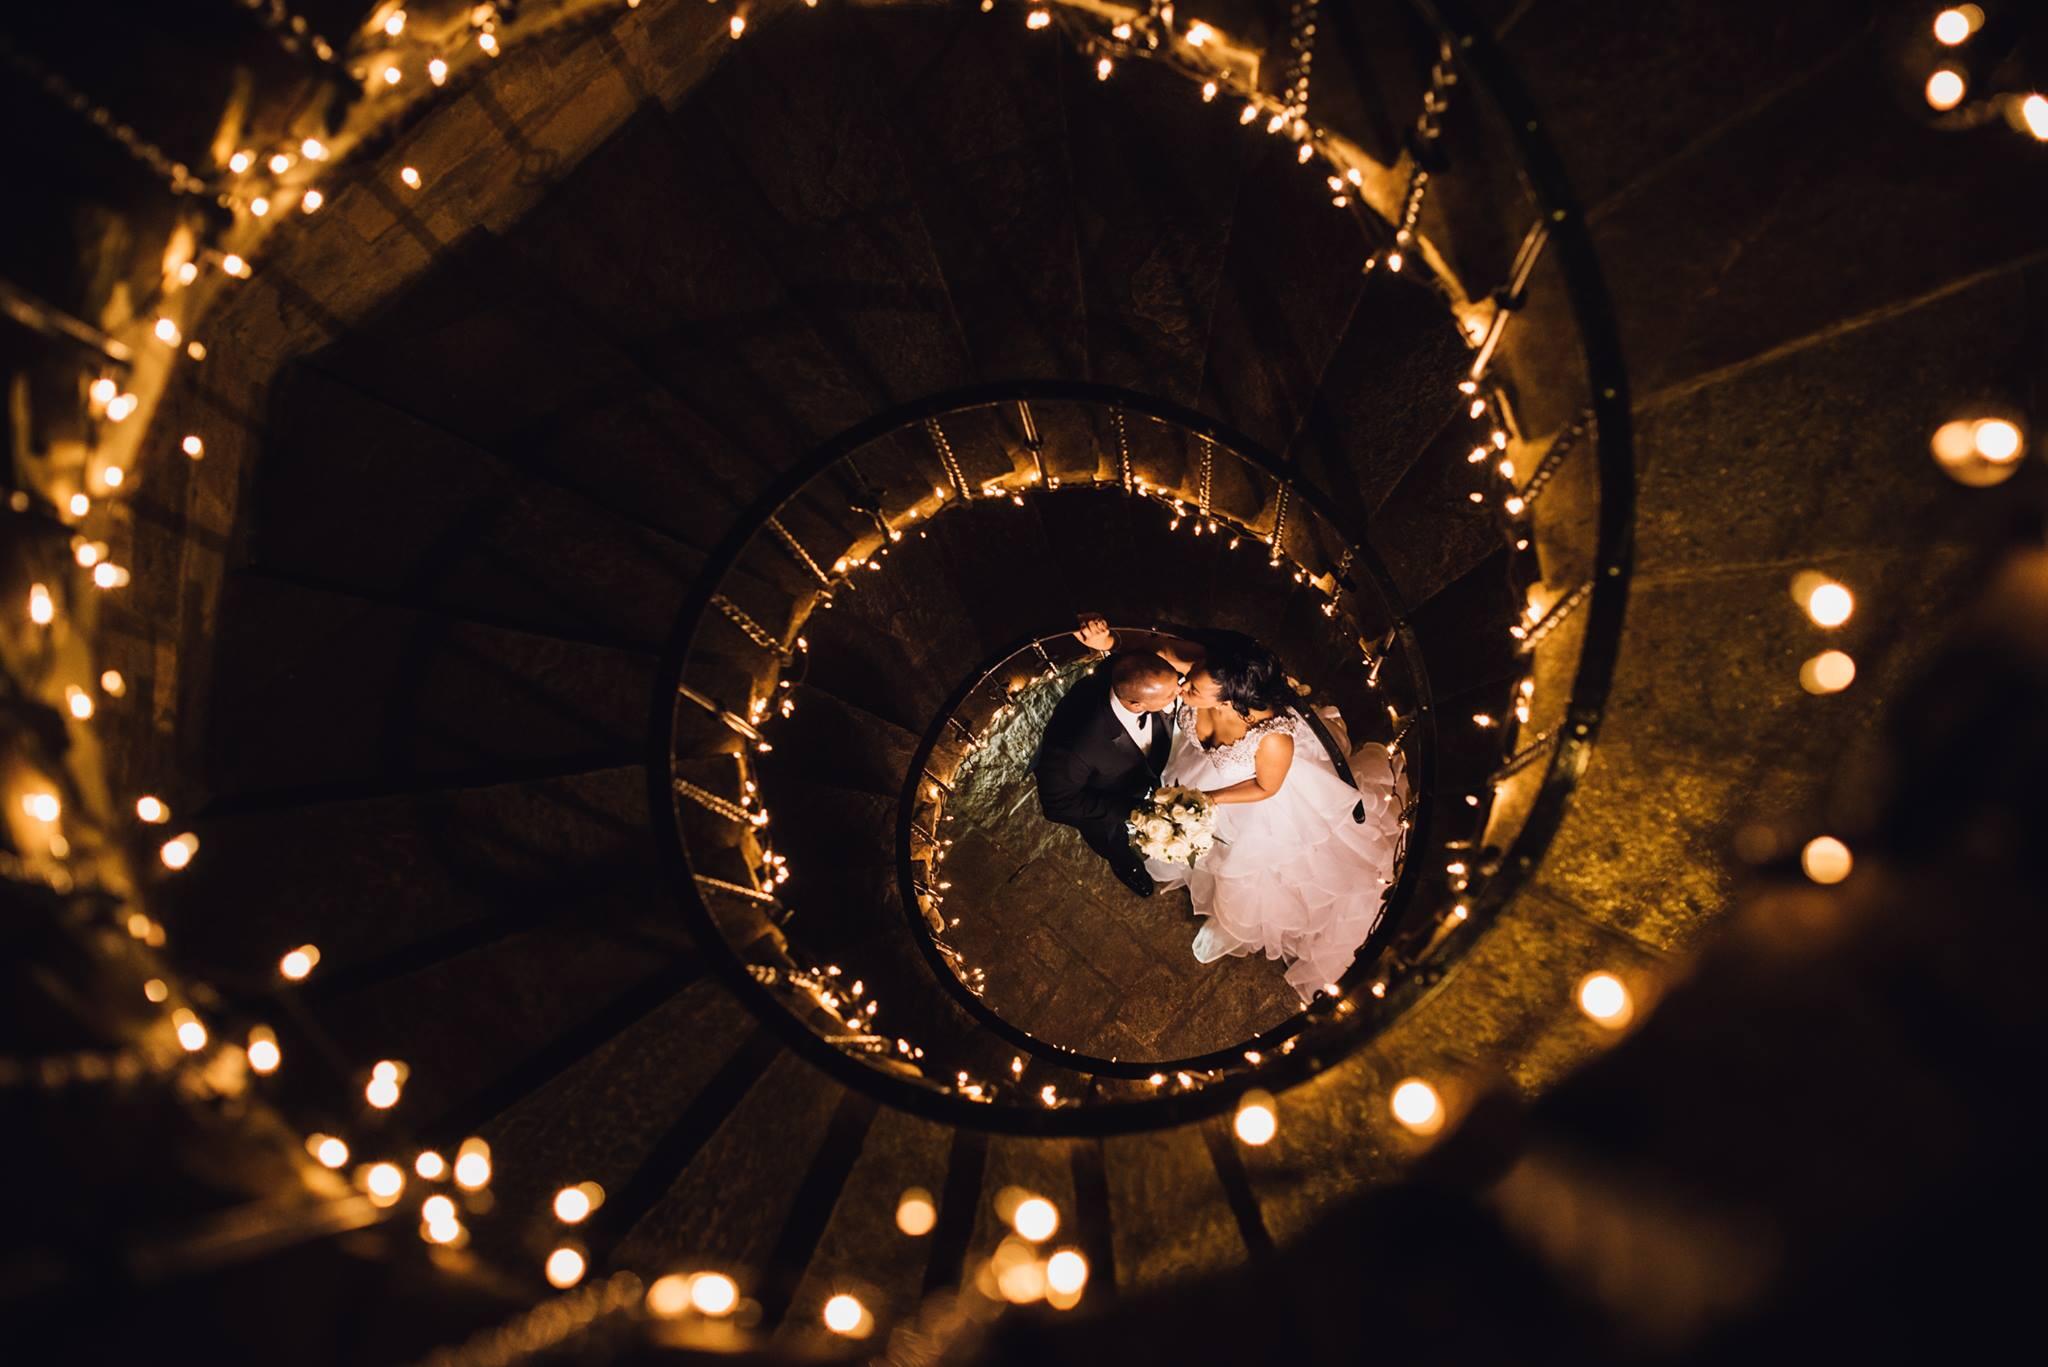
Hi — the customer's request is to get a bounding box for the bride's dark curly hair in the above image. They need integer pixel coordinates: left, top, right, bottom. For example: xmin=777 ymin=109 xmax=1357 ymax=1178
xmin=1206 ymin=640 xmax=1296 ymax=718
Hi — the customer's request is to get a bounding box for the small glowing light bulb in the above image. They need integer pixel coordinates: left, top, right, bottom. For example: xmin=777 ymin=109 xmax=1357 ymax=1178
xmin=554 ymin=1182 xmax=604 ymax=1223
xmin=415 ymin=1150 xmax=447 ymax=1180
xmin=1926 ymin=69 xmax=1966 ymax=110
xmin=1096 ymin=56 xmax=1113 ymax=81
xmin=101 ymin=669 xmax=125 ymax=695
xmin=1201 ymin=80 xmax=1218 ymax=102
xmin=279 ymin=944 xmax=321 ymax=980
xmin=105 ymin=393 xmax=138 ymax=422
xmin=301 ymin=138 xmax=327 ymax=162
xmin=1026 ymin=8 xmax=1051 ymax=30
xmin=250 ymin=197 xmax=270 ymax=218
xmin=896 ymin=1187 xmax=937 ymax=1235
xmin=1802 ymin=579 xmax=1854 ymax=628
xmin=366 ymin=1161 xmax=405 ymax=1204
xmin=1011 ymin=1197 xmax=1058 ymax=1242
xmin=160 ymin=832 xmax=199 ymax=869
xmin=1933 ymin=8 xmax=1971 ymax=44
xmin=421 ymin=1195 xmax=456 ymax=1224
xmin=1801 ymin=835 xmax=1853 ymax=884
xmin=478 ymin=31 xmax=498 ymax=54
xmin=1391 ymin=1078 xmax=1444 ymax=1133
xmin=400 ymin=165 xmax=422 ymax=189
xmin=690 ymin=1272 xmax=739 ymax=1316
xmin=1799 ymin=650 xmax=1856 ymax=694
xmin=384 ymin=10 xmax=407 ymax=38
xmin=66 ymin=686 xmax=94 ymax=719
xmin=545 ymin=1247 xmax=586 ymax=1288
xmin=268 ymin=152 xmax=292 ymax=175
xmin=154 ymin=317 xmax=181 ymax=344
xmin=1576 ymin=972 xmax=1632 ymax=1027
xmin=182 ymin=434 xmax=204 ymax=458
xmin=646 ymin=1275 xmax=691 ymax=1317
xmin=383 ymin=65 xmax=402 ymax=85
xmin=2023 ymin=94 xmax=2048 ymax=141
xmin=29 ymin=584 xmax=54 ymax=625
xmin=172 ymin=1009 xmax=207 ymax=1051
xmin=300 ymin=189 xmax=324 ymax=214
xmin=729 ymin=13 xmax=746 ymax=38
xmin=228 ymin=150 xmax=253 ymax=174
xmin=1234 ymin=1092 xmax=1278 ymax=1145
xmin=823 ymin=1294 xmax=866 ymax=1335
xmin=311 ymin=1134 xmax=349 ymax=1168
xmin=453 ymin=1138 xmax=492 ymax=1190
xmin=429 ymin=58 xmax=448 ymax=84
xmin=222 ymin=253 xmax=250 ymax=278
xmin=1971 ymin=418 xmax=2023 ymax=462
xmin=1187 ymin=21 xmax=1214 ymax=47
xmin=23 ymin=792 xmax=61 ymax=822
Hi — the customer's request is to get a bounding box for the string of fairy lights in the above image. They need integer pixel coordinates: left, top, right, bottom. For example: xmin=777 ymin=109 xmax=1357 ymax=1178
xmin=7 ymin=0 xmax=2033 ymax=1349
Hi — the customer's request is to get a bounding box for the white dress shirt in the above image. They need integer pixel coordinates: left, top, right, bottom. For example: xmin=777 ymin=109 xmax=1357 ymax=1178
xmin=1107 ymin=690 xmax=1152 ymax=750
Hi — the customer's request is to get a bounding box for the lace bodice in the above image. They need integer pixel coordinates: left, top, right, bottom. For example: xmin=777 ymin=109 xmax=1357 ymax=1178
xmin=1173 ymin=705 xmax=1311 ymax=768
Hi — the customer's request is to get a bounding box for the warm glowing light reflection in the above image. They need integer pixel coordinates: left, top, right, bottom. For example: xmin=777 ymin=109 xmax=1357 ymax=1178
xmin=310 ymin=1134 xmax=349 ymax=1168
xmin=280 ymin=944 xmax=321 ymax=980
xmin=172 ymin=1008 xmax=207 ymax=1051
xmin=453 ymin=1138 xmax=492 ymax=1190
xmin=545 ymin=1246 xmax=586 ymax=1288
xmin=2023 ymin=94 xmax=2048 ymax=141
xmin=366 ymin=1162 xmax=405 ymax=1205
xmin=1926 ymin=69 xmax=1965 ymax=111
xmin=896 ymin=1188 xmax=937 ymax=1236
xmin=1011 ymin=1196 xmax=1059 ymax=1242
xmin=554 ymin=1181 xmax=604 ymax=1223
xmin=1234 ymin=1091 xmax=1278 ymax=1145
xmin=823 ymin=1293 xmax=868 ymax=1335
xmin=1046 ymin=1248 xmax=1089 ymax=1297
xmin=1799 ymin=650 xmax=1857 ymax=695
xmin=1793 ymin=573 xmax=1854 ymax=628
xmin=1390 ymin=1078 xmax=1444 ymax=1134
xmin=647 ymin=1274 xmax=691 ymax=1317
xmin=1576 ymin=972 xmax=1633 ymax=1027
xmin=1971 ymin=418 xmax=2023 ymax=462
xmin=690 ymin=1272 xmax=739 ymax=1316
xmin=415 ymin=1150 xmax=447 ymax=1181
xmin=247 ymin=1027 xmax=282 ymax=1074
xmin=160 ymin=832 xmax=199 ymax=869
xmin=1802 ymin=835 xmax=1853 ymax=884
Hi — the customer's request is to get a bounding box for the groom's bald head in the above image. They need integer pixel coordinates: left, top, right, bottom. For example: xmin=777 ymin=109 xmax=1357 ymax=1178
xmin=1110 ymin=652 xmax=1180 ymax=711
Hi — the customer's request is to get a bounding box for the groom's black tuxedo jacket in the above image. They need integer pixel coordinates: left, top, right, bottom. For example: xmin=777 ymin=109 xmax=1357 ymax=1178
xmin=1032 ymin=664 xmax=1174 ymax=856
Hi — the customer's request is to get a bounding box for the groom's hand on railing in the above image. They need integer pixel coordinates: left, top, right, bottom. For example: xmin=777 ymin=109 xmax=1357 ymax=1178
xmin=1074 ymin=613 xmax=1116 ymax=653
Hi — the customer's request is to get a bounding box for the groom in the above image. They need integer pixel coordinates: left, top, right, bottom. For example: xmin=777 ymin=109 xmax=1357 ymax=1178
xmin=1032 ymin=647 xmax=1183 ymax=899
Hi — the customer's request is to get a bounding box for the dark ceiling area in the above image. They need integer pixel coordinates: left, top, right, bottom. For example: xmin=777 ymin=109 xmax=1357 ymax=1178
xmin=4 ymin=1 xmax=2046 ymax=1364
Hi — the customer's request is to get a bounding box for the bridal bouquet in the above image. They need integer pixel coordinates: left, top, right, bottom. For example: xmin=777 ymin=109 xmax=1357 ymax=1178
xmin=1127 ymin=786 xmax=1219 ymax=866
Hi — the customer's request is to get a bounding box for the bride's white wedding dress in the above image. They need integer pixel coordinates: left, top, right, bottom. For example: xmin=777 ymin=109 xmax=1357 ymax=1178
xmin=1146 ymin=705 xmax=1407 ymax=1004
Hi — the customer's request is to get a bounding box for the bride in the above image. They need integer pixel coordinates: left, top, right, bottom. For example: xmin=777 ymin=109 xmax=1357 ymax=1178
xmin=1146 ymin=638 xmax=1407 ymax=1005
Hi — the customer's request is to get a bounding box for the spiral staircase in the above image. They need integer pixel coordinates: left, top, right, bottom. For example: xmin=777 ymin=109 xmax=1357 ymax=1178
xmin=7 ymin=0 xmax=2041 ymax=1362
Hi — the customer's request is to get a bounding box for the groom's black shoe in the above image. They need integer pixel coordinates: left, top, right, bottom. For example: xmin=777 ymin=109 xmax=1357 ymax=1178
xmin=1111 ymin=857 xmax=1156 ymax=898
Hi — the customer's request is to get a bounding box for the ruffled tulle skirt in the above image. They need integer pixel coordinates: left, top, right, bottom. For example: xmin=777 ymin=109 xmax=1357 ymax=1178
xmin=1148 ymin=716 xmax=1405 ymax=1004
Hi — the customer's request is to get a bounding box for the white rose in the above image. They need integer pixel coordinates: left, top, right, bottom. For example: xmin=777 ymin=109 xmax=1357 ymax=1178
xmin=1163 ymin=838 xmax=1190 ymax=861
